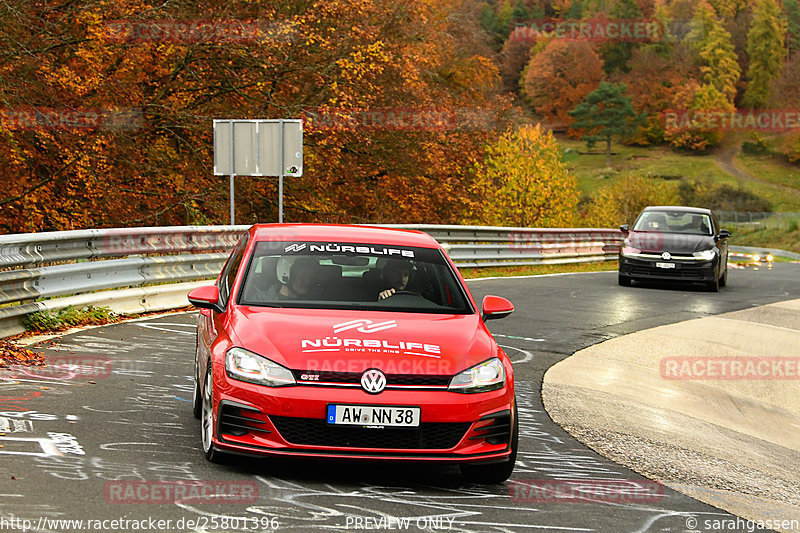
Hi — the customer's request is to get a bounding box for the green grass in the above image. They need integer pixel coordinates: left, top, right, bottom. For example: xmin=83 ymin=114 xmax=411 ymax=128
xmin=729 ymin=227 xmax=800 ymax=254
xmin=733 ymin=154 xmax=800 ymax=212
xmin=559 ymin=138 xmax=731 ymax=198
xmin=461 ymin=260 xmax=616 ymax=279
xmin=23 ymin=306 xmax=120 ymax=333
xmin=558 ymin=137 xmax=800 ymax=212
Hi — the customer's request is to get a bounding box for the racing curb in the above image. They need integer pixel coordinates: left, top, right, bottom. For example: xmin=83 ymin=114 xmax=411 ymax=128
xmin=542 ymin=299 xmax=800 ymax=532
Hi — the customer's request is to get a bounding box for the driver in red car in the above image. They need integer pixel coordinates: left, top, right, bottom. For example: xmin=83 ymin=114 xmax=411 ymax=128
xmin=378 ymin=259 xmax=412 ymax=300
xmin=267 ymin=257 xmax=317 ymax=300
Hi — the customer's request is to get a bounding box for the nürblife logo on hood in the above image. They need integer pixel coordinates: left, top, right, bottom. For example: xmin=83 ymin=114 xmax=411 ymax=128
xmin=300 ymin=319 xmax=441 ymax=358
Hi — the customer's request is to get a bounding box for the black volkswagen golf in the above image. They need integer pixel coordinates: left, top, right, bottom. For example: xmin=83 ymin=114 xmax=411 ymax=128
xmin=618 ymin=206 xmax=731 ymax=291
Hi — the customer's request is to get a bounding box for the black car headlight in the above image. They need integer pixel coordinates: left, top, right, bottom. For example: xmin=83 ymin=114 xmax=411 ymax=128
xmin=225 ymin=347 xmax=296 ymax=387
xmin=692 ymin=250 xmax=716 ymax=261
xmin=448 ymin=358 xmax=505 ymax=393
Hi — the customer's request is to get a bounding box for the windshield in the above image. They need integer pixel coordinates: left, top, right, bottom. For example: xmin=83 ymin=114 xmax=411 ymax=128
xmin=632 ymin=211 xmax=713 ymax=236
xmin=237 ymin=241 xmax=473 ymax=314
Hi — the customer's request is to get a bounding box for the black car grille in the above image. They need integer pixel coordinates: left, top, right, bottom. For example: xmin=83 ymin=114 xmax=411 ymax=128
xmin=270 ymin=416 xmax=470 ymax=449
xmin=293 ymin=371 xmax=451 ymax=387
xmin=219 ymin=403 xmax=271 ymax=437
xmin=629 ymin=266 xmax=706 ymax=278
xmin=468 ymin=410 xmax=512 ymax=445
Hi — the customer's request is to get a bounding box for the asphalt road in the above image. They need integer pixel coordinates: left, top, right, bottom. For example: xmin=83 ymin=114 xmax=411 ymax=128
xmin=1 ymin=262 xmax=798 ymax=533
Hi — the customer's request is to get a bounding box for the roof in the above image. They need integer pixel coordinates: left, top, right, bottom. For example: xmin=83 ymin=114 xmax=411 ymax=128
xmin=248 ymin=224 xmax=440 ymax=248
xmin=642 ymin=206 xmax=714 ymax=215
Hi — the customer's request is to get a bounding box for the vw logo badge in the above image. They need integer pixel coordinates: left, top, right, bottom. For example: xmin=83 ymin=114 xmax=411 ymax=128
xmin=661 ymin=252 xmax=671 ymax=260
xmin=360 ymin=369 xmax=387 ymax=394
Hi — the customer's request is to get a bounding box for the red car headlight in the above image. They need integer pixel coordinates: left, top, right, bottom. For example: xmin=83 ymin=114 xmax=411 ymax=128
xmin=225 ymin=347 xmax=296 ymax=387
xmin=448 ymin=358 xmax=505 ymax=393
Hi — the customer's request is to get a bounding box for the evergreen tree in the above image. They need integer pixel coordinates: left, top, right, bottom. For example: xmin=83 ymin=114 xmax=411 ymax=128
xmin=600 ymin=0 xmax=643 ymax=74
xmin=785 ymin=0 xmax=800 ymax=55
xmin=568 ymin=82 xmax=640 ymax=167
xmin=743 ymin=0 xmax=785 ymax=108
xmin=686 ymin=3 xmax=741 ymax=104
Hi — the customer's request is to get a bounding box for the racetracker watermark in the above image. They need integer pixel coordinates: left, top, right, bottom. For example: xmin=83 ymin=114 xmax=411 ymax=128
xmin=664 ymin=109 xmax=800 ymax=133
xmin=303 ymin=358 xmax=453 ymax=375
xmin=302 ymin=108 xmax=495 ymax=132
xmin=104 ymin=480 xmax=258 ymax=504
xmin=509 ymin=231 xmax=623 ymax=252
xmin=661 ymin=356 xmax=800 ymax=380
xmin=509 ymin=479 xmax=664 ymax=503
xmin=0 ymin=108 xmax=142 ymax=131
xmin=508 ymin=19 xmax=693 ymax=43
xmin=4 ymin=356 xmax=112 ymax=381
xmin=103 ymin=19 xmax=294 ymax=44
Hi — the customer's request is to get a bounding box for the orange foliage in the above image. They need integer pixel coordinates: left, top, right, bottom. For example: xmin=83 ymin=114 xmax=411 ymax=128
xmin=0 ymin=0 xmax=511 ymax=232
xmin=521 ymin=40 xmax=604 ymax=127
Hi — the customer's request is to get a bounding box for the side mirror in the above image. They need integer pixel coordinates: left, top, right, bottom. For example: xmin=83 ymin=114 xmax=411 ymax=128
xmin=482 ymin=295 xmax=514 ymax=322
xmin=717 ymin=229 xmax=731 ymax=240
xmin=188 ymin=285 xmax=223 ymax=313
xmin=619 ymin=224 xmax=630 ymax=234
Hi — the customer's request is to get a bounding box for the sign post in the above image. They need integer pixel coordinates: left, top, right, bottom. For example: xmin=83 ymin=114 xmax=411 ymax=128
xmin=213 ymin=119 xmax=303 ymax=223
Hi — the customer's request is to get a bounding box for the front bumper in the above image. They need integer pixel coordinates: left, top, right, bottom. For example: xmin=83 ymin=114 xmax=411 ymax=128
xmin=619 ymin=255 xmax=718 ymax=282
xmin=211 ymin=374 xmax=516 ymax=463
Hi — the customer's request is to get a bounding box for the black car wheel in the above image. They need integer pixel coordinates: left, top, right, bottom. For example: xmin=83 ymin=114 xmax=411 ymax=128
xmin=707 ymin=273 xmax=720 ymax=292
xmin=460 ymin=405 xmax=518 ymax=484
xmin=719 ymin=267 xmax=728 ymax=287
xmin=192 ymin=341 xmax=202 ymax=420
xmin=201 ymin=363 xmax=223 ymax=462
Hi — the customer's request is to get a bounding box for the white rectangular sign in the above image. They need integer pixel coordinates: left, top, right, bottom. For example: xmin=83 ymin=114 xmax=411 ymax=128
xmin=213 ymin=119 xmax=302 ymax=177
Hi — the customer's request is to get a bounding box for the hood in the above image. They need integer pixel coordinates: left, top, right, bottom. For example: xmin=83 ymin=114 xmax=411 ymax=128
xmin=229 ymin=307 xmax=494 ymax=376
xmin=627 ymin=231 xmax=716 ymax=255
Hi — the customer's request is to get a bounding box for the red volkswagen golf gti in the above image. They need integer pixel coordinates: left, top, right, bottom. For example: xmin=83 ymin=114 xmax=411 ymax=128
xmin=188 ymin=224 xmax=517 ymax=483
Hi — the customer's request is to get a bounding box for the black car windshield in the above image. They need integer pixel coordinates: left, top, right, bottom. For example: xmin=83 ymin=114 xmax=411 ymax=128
xmin=237 ymin=241 xmax=473 ymax=314
xmin=632 ymin=211 xmax=713 ymax=236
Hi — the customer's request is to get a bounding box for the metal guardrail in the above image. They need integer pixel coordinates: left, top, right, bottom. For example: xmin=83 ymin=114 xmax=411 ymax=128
xmin=0 ymin=223 xmax=704 ymax=339
xmin=718 ymin=211 xmax=800 ymax=231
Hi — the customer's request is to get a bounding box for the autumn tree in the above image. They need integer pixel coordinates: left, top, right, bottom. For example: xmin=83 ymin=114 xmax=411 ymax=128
xmin=568 ymin=82 xmax=639 ymax=166
xmin=522 ymin=39 xmax=604 ymax=126
xmin=0 ymin=0 xmax=510 ymax=232
xmin=742 ymin=0 xmax=785 ymax=108
xmin=686 ymin=1 xmax=741 ymax=104
xmin=618 ymin=46 xmax=695 ymax=145
xmin=468 ymin=124 xmax=579 ymax=227
xmin=583 ymin=174 xmax=679 ymax=227
xmin=664 ymin=81 xmax=734 ymax=151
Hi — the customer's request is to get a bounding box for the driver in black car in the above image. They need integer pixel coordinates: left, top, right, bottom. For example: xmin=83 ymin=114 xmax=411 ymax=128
xmin=378 ymin=259 xmax=413 ymax=300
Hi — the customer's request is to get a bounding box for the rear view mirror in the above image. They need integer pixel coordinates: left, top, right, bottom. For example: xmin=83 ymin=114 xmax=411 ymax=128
xmin=717 ymin=229 xmax=732 ymax=239
xmin=482 ymin=295 xmax=514 ymax=321
xmin=188 ymin=285 xmax=223 ymax=313
xmin=619 ymin=224 xmax=630 ymax=234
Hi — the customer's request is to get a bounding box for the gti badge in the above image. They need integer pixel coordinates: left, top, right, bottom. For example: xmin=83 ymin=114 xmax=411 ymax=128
xmin=361 ymin=369 xmax=387 ymax=394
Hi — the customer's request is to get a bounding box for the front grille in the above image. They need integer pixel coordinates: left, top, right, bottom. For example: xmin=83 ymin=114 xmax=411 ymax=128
xmin=219 ymin=403 xmax=271 ymax=437
xmin=468 ymin=411 xmax=511 ymax=445
xmin=293 ymin=370 xmax=451 ymax=387
xmin=630 ymin=266 xmax=705 ymax=278
xmin=270 ymin=416 xmax=469 ymax=449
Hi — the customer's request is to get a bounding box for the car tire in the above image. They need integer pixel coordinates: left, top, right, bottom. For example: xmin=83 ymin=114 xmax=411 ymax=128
xmin=192 ymin=342 xmax=202 ymax=420
xmin=707 ymin=274 xmax=720 ymax=292
xmin=618 ymin=274 xmax=632 ymax=287
xmin=719 ymin=267 xmax=727 ymax=288
xmin=201 ymin=362 xmax=223 ymax=463
xmin=460 ymin=405 xmax=518 ymax=484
